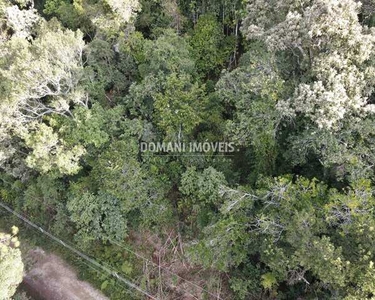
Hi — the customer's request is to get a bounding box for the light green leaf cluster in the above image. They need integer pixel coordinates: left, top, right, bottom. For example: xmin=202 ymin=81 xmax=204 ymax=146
xmin=179 ymin=166 xmax=226 ymax=230
xmin=127 ymin=30 xmax=205 ymax=140
xmin=0 ymin=227 xmax=23 ymax=300
xmin=4 ymin=5 xmax=39 ymax=39
xmin=103 ymin=0 xmax=140 ymax=23
xmin=23 ymin=123 xmax=85 ymax=175
xmin=0 ymin=20 xmax=85 ymax=107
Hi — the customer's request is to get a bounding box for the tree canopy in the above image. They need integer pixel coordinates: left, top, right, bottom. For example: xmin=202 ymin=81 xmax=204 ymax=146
xmin=2 ymin=0 xmax=375 ymax=299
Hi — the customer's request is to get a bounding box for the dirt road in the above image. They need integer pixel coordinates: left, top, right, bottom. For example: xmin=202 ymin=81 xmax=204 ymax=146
xmin=22 ymin=248 xmax=109 ymax=300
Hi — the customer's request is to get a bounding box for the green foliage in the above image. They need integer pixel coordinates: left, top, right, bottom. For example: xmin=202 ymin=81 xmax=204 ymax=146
xmin=139 ymin=29 xmax=196 ymax=77
xmin=180 ymin=166 xmax=226 ymax=230
xmin=83 ymin=38 xmax=137 ymax=104
xmin=285 ymin=118 xmax=375 ymax=182
xmin=89 ymin=139 xmax=145 ymax=206
xmin=0 ymin=227 xmax=23 ymax=299
xmin=241 ymin=0 xmax=375 ymax=183
xmin=3 ymin=1 xmax=375 ymax=299
xmin=154 ymin=73 xmax=206 ymax=139
xmin=43 ymin=0 xmax=67 ymax=15
xmin=67 ymin=191 xmax=127 ymax=247
xmin=189 ymin=14 xmax=233 ymax=77
xmin=125 ymin=29 xmax=203 ymax=136
xmin=60 ymin=104 xmax=132 ymax=148
xmin=190 ymin=176 xmax=375 ymax=298
xmin=0 ymin=18 xmax=87 ymax=176
xmin=180 ymin=166 xmax=226 ymax=205
xmin=261 ymin=272 xmax=277 ymax=289
xmin=216 ymin=44 xmax=284 ymax=177
xmin=23 ymin=175 xmax=64 ymax=224
xmin=43 ymin=0 xmax=139 ymax=38
xmin=24 ymin=123 xmax=86 ymax=175
xmin=135 ymin=0 xmax=185 ymax=36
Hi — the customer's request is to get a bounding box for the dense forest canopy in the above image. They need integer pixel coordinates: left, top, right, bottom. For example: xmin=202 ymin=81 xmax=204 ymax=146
xmin=2 ymin=0 xmax=375 ymax=299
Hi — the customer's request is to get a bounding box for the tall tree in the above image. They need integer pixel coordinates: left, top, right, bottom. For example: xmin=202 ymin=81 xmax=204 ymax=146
xmin=243 ymin=0 xmax=375 ymax=129
xmin=243 ymin=0 xmax=375 ymax=181
xmin=0 ymin=16 xmax=87 ymax=176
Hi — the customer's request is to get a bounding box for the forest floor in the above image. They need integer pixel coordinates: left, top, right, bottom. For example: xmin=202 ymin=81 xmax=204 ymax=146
xmin=22 ymin=248 xmax=108 ymax=300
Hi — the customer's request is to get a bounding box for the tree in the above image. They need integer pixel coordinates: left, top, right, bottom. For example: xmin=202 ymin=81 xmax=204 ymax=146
xmin=283 ymin=118 xmax=375 ymax=182
xmin=3 ymin=4 xmax=39 ymax=39
xmin=23 ymin=175 xmax=65 ymax=224
xmin=189 ymin=14 xmax=233 ymax=77
xmin=83 ymin=38 xmax=137 ymax=104
xmin=154 ymin=73 xmax=206 ymax=139
xmin=243 ymin=0 xmax=375 ymax=130
xmin=0 ymin=226 xmax=23 ymax=300
xmin=242 ymin=0 xmax=375 ymax=181
xmin=179 ymin=166 xmax=226 ymax=230
xmin=0 ymin=18 xmax=87 ymax=176
xmin=89 ymin=139 xmax=146 ymax=207
xmin=43 ymin=0 xmax=140 ymax=38
xmin=23 ymin=123 xmax=85 ymax=175
xmin=104 ymin=0 xmax=140 ymax=23
xmin=126 ymin=29 xmax=197 ymax=120
xmin=0 ymin=19 xmax=86 ymax=112
xmin=139 ymin=29 xmax=196 ymax=77
xmin=67 ymin=191 xmax=127 ymax=247
xmin=216 ymin=44 xmax=284 ymax=177
xmin=190 ymin=176 xmax=375 ymax=299
xmin=125 ymin=29 xmax=205 ymax=140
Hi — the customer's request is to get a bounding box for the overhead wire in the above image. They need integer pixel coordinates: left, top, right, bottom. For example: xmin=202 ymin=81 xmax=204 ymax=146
xmin=0 ymin=201 xmax=158 ymax=300
xmin=1 ymin=197 xmax=223 ymax=299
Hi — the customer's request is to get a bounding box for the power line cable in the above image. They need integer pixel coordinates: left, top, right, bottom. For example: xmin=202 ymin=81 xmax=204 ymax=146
xmin=0 ymin=201 xmax=157 ymax=300
xmin=1 ymin=197 xmax=223 ymax=299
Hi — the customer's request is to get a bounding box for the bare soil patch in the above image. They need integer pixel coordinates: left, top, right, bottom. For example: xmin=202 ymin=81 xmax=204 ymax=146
xmin=22 ymin=248 xmax=109 ymax=300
